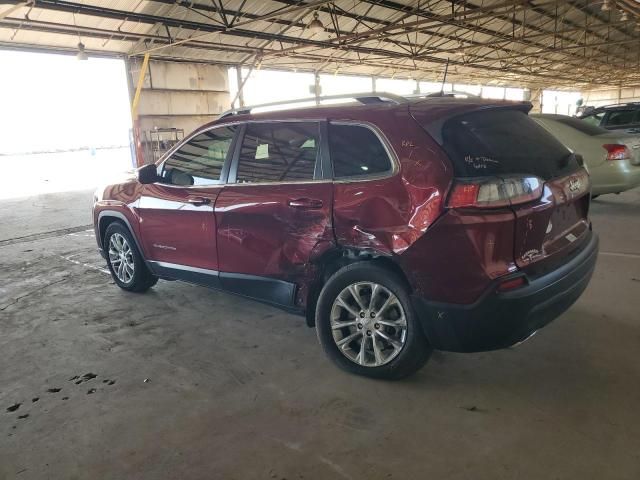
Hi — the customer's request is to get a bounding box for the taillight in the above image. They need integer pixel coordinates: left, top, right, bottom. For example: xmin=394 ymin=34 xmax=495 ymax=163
xmin=603 ymin=144 xmax=631 ymax=161
xmin=446 ymin=176 xmax=544 ymax=209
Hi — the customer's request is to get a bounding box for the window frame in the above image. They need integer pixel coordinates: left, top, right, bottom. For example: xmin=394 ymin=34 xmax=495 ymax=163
xmin=228 ymin=120 xmax=331 ymax=185
xmin=327 ymin=121 xmax=399 ymax=183
xmin=155 ymin=123 xmax=240 ymax=188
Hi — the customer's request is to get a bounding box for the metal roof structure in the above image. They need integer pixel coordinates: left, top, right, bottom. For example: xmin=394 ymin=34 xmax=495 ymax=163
xmin=1 ymin=0 xmax=640 ymax=89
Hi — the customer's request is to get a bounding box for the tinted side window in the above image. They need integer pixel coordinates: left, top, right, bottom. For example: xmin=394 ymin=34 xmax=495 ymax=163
xmin=329 ymin=124 xmax=392 ymax=178
xmin=236 ymin=122 xmax=319 ymax=183
xmin=162 ymin=126 xmax=236 ymax=186
xmin=606 ymin=109 xmax=637 ymax=126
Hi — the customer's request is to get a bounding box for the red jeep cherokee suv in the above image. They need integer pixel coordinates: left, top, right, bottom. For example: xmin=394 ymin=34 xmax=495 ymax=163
xmin=93 ymin=95 xmax=598 ymax=379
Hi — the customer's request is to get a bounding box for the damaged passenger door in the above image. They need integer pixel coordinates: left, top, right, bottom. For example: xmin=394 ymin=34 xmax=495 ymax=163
xmin=215 ymin=121 xmax=334 ymax=307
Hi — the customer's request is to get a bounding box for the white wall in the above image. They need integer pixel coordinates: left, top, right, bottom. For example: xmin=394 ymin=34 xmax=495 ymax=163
xmin=580 ymin=87 xmax=640 ymax=108
xmin=133 ymin=60 xmax=230 ymax=135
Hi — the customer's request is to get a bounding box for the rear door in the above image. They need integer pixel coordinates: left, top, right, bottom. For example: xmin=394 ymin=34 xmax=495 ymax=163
xmin=137 ymin=125 xmax=237 ymax=282
xmin=440 ymin=108 xmax=591 ymax=271
xmin=215 ymin=121 xmax=333 ymax=307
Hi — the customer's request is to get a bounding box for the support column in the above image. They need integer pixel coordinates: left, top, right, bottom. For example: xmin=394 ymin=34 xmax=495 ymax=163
xmin=235 ymin=66 xmax=245 ymax=108
xmin=528 ymin=88 xmax=543 ymax=113
xmin=123 ymin=56 xmax=137 ymax=168
xmin=130 ymin=53 xmax=150 ymax=167
xmin=314 ymin=72 xmax=321 ymax=105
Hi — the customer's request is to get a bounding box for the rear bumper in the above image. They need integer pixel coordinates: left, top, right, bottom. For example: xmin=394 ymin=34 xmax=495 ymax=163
xmin=412 ymin=232 xmax=599 ymax=352
xmin=590 ymin=161 xmax=640 ymax=195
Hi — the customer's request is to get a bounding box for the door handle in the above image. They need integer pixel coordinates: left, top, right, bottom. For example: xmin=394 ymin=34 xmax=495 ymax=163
xmin=288 ymin=198 xmax=323 ymax=209
xmin=187 ymin=196 xmax=211 ymax=206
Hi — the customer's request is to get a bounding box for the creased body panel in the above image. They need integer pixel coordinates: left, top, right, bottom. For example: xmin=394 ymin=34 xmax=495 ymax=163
xmin=399 ymin=209 xmax=518 ymax=305
xmin=215 ymin=183 xmax=334 ymax=291
xmin=331 ymin=109 xmax=451 ymax=255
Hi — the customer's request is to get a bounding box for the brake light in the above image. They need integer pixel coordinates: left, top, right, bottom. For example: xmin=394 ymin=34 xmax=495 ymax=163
xmin=446 ymin=176 xmax=544 ymax=209
xmin=603 ymin=144 xmax=631 ymax=161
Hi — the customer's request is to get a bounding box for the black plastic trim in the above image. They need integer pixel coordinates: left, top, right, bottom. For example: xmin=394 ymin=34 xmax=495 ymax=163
xmin=219 ymin=272 xmax=296 ymax=307
xmin=147 ymin=260 xmax=297 ymax=308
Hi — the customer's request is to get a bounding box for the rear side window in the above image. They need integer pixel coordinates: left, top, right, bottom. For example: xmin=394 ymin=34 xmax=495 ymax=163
xmin=441 ymin=109 xmax=576 ymax=179
xmin=606 ymin=109 xmax=637 ymax=127
xmin=329 ymin=124 xmax=392 ymax=178
xmin=235 ymin=122 xmax=319 ymax=183
xmin=162 ymin=126 xmax=236 ymax=186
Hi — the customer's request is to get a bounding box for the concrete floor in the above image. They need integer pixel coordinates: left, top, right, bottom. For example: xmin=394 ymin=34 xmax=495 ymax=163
xmin=1 ymin=189 xmax=639 ymax=480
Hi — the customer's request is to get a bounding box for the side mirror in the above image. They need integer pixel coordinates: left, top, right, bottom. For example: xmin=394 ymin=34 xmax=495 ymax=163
xmin=136 ymin=163 xmax=159 ymax=184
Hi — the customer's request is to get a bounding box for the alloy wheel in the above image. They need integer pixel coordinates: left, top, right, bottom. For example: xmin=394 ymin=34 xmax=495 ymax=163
xmin=330 ymin=281 xmax=408 ymax=367
xmin=108 ymin=233 xmax=135 ymax=284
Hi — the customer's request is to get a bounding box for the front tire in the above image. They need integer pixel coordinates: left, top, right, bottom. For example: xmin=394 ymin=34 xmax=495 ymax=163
xmin=104 ymin=222 xmax=158 ymax=293
xmin=315 ymin=262 xmax=431 ymax=380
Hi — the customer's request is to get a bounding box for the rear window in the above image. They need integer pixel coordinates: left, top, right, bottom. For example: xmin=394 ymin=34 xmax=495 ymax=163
xmin=553 ymin=116 xmax=609 ymax=136
xmin=441 ymin=109 xmax=577 ymax=179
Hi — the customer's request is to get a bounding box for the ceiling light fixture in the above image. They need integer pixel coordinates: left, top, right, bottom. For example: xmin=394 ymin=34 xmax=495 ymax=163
xmin=76 ymin=42 xmax=88 ymax=60
xmin=601 ymin=0 xmax=610 ymax=11
xmin=73 ymin=13 xmax=87 ymax=61
xmin=308 ymin=12 xmax=324 ymax=32
xmin=620 ymin=10 xmax=629 ymax=21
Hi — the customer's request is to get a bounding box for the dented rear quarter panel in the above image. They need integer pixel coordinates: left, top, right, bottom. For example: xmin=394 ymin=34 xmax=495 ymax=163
xmin=398 ymin=209 xmax=518 ymax=304
xmin=330 ymin=106 xmax=453 ymax=256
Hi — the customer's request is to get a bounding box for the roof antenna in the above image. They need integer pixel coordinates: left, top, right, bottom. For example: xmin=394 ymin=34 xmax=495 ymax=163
xmin=440 ymin=58 xmax=449 ymax=96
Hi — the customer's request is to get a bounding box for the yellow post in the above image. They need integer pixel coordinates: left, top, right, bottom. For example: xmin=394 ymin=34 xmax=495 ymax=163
xmin=131 ymin=53 xmax=150 ymax=167
xmin=131 ymin=53 xmax=150 ymax=120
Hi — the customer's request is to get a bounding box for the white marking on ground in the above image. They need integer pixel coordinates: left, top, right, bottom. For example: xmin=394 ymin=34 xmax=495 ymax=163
xmin=318 ymin=455 xmax=353 ymax=480
xmin=600 ymin=251 xmax=640 ymax=259
xmin=58 ymin=254 xmax=110 ymax=274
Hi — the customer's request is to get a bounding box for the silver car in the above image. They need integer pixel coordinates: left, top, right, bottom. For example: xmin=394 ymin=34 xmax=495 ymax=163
xmin=532 ymin=114 xmax=640 ymax=197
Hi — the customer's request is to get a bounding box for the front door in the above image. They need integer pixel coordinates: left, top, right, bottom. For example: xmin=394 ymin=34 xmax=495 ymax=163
xmin=215 ymin=121 xmax=334 ymax=307
xmin=137 ymin=125 xmax=237 ymax=284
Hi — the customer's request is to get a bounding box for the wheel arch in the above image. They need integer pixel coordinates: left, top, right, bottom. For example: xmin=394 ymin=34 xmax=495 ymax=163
xmin=97 ymin=210 xmax=145 ymax=259
xmin=304 ymin=246 xmax=412 ymax=327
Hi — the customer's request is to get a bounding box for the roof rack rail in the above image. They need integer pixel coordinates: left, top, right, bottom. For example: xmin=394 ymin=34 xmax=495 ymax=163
xmin=218 ymin=92 xmax=408 ymax=119
xmin=406 ymin=90 xmax=481 ymax=99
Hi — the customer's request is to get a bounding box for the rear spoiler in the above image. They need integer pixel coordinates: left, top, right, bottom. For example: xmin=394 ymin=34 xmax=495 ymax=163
xmin=411 ymin=101 xmax=532 ymax=145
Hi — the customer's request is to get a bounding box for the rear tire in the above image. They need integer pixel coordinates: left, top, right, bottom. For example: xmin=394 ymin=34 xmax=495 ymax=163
xmin=104 ymin=222 xmax=158 ymax=293
xmin=315 ymin=262 xmax=431 ymax=380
